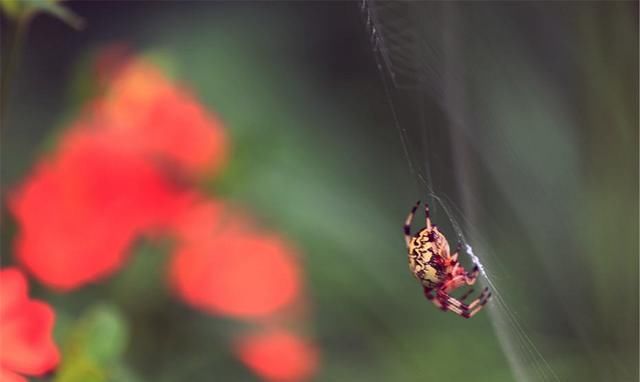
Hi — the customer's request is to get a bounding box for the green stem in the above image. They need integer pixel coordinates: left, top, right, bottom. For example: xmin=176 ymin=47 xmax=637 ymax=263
xmin=1 ymin=13 xmax=31 ymax=128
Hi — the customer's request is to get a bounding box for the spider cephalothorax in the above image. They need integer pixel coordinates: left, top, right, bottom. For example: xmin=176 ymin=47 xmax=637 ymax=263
xmin=404 ymin=201 xmax=491 ymax=318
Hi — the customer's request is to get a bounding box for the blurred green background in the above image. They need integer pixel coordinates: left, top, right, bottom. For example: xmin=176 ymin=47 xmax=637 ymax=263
xmin=1 ymin=1 xmax=637 ymax=381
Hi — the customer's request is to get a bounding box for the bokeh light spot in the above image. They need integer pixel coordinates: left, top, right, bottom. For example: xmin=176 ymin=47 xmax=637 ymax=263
xmin=234 ymin=329 xmax=318 ymax=382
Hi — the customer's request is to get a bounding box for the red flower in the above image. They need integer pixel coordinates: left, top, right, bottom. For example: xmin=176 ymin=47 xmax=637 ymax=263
xmin=10 ymin=129 xmax=193 ymax=290
xmin=92 ymin=58 xmax=227 ymax=177
xmin=9 ymin=52 xmax=229 ymax=291
xmin=234 ymin=328 xmax=318 ymax=382
xmin=0 ymin=268 xmax=59 ymax=382
xmin=170 ymin=204 xmax=301 ymax=318
xmin=169 ymin=199 xmax=224 ymax=245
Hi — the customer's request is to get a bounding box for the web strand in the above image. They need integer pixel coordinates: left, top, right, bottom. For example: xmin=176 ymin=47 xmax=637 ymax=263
xmin=362 ymin=2 xmax=561 ymax=381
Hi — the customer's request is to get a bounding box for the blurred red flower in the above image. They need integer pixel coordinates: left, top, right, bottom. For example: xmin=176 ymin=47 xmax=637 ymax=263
xmin=0 ymin=268 xmax=59 ymax=382
xmin=169 ymin=199 xmax=224 ymax=245
xmin=10 ymin=129 xmax=193 ymax=290
xmin=234 ymin=328 xmax=318 ymax=382
xmin=7 ymin=46 xmax=319 ymax=378
xmin=170 ymin=204 xmax=301 ymax=318
xmin=10 ymin=53 xmax=228 ymax=290
xmin=92 ymin=57 xmax=227 ymax=177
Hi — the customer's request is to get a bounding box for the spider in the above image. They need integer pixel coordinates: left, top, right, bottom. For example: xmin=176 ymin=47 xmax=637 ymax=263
xmin=404 ymin=201 xmax=491 ymax=318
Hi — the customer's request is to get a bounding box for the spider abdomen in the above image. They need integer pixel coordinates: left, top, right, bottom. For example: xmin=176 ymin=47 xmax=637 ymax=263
xmin=408 ymin=250 xmax=446 ymax=287
xmin=407 ymin=227 xmax=449 ymax=287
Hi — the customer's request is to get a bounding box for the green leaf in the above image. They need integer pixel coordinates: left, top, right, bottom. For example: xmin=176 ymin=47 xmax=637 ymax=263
xmin=54 ymin=355 xmax=105 ymax=382
xmin=81 ymin=305 xmax=128 ymax=363
xmin=55 ymin=304 xmax=129 ymax=382
xmin=0 ymin=0 xmax=83 ymax=28
xmin=23 ymin=0 xmax=84 ymax=29
xmin=23 ymin=0 xmax=83 ymax=29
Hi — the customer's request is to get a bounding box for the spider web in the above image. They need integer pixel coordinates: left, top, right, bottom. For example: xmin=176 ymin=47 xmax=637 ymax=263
xmin=362 ymin=3 xmax=558 ymax=381
xmin=361 ymin=1 xmax=638 ymax=381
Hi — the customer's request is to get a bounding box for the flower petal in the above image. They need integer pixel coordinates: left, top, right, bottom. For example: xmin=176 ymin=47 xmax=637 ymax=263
xmin=0 ymin=368 xmax=28 ymax=382
xmin=0 ymin=268 xmax=59 ymax=377
xmin=96 ymin=58 xmax=227 ymax=176
xmin=170 ymin=217 xmax=301 ymax=318
xmin=10 ymin=130 xmax=191 ymax=290
xmin=0 ymin=268 xmax=28 ymax=316
xmin=234 ymin=329 xmax=318 ymax=382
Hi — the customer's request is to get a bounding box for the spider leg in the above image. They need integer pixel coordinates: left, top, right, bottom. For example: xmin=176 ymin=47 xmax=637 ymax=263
xmin=448 ymin=250 xmax=479 ymax=285
xmin=404 ymin=200 xmax=420 ymax=248
xmin=437 ymin=286 xmax=492 ymax=318
xmin=424 ymin=286 xmax=448 ymax=311
xmin=445 ymin=300 xmax=489 ymax=318
xmin=465 ymin=264 xmax=480 ymax=285
xmin=458 ymin=287 xmax=475 ymax=302
xmin=424 ymin=203 xmax=432 ymax=229
xmin=451 ymin=242 xmax=462 ymax=261
xmin=441 ymin=275 xmax=467 ymax=294
xmin=464 ymin=300 xmax=490 ymax=318
xmin=437 ymin=276 xmax=490 ymax=310
xmin=446 ymin=290 xmax=492 ymax=318
xmin=450 ymin=242 xmax=480 ymax=285
xmin=431 ymin=277 xmax=467 ymax=312
xmin=449 ymin=242 xmax=462 ymax=271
